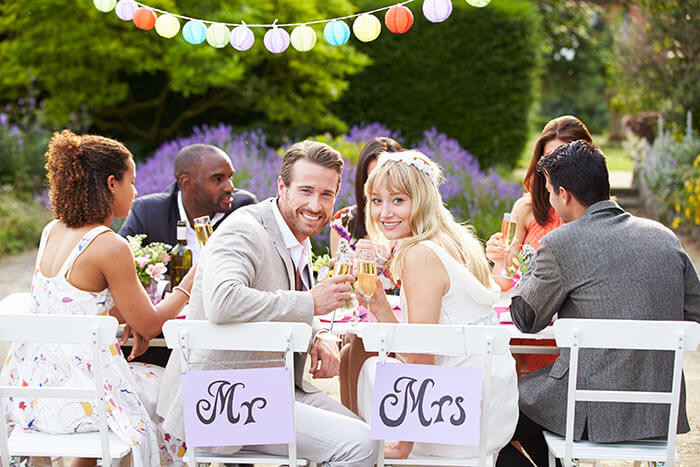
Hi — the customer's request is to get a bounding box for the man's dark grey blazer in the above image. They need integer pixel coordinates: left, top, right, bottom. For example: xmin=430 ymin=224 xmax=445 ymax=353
xmin=118 ymin=182 xmax=257 ymax=246
xmin=512 ymin=200 xmax=700 ymax=443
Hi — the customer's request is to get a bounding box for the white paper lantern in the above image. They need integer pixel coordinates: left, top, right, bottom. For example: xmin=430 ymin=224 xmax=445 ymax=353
xmin=207 ymin=23 xmax=230 ymax=48
xmin=291 ymin=25 xmax=317 ymax=52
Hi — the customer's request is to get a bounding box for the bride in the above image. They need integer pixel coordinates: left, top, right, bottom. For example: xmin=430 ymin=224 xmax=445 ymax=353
xmin=355 ymin=150 xmax=518 ymax=459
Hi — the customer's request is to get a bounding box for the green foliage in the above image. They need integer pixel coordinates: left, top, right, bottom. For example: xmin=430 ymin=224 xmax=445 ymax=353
xmin=610 ymin=0 xmax=700 ymax=130
xmin=0 ymin=186 xmax=52 ymax=256
xmin=533 ymin=0 xmax=614 ymax=134
xmin=0 ymin=0 xmax=369 ymax=148
xmin=333 ymin=0 xmax=540 ymax=168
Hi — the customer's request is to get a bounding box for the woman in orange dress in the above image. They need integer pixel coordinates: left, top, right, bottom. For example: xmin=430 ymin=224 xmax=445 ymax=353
xmin=486 ymin=115 xmax=593 ymax=376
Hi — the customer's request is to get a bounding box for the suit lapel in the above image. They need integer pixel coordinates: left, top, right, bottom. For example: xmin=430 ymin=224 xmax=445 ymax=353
xmin=259 ymin=198 xmax=296 ymax=290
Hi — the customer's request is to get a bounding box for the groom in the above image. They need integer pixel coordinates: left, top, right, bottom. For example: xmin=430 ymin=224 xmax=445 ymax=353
xmin=157 ymin=140 xmax=377 ymax=465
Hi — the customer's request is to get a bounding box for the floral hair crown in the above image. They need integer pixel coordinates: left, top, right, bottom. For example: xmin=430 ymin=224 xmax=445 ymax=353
xmin=377 ymin=150 xmax=441 ymax=187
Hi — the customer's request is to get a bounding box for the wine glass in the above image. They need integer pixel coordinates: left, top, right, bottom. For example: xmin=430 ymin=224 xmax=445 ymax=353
xmin=500 ymin=213 xmax=518 ymax=277
xmin=193 ymin=215 xmax=213 ymax=247
xmin=356 ymin=247 xmax=378 ymax=309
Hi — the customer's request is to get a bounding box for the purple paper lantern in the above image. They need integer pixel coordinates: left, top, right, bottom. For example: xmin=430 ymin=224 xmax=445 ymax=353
xmin=115 ymin=0 xmax=137 ymax=21
xmin=230 ymin=24 xmax=255 ymax=51
xmin=264 ymin=26 xmax=290 ymax=54
xmin=422 ymin=0 xmax=453 ymax=23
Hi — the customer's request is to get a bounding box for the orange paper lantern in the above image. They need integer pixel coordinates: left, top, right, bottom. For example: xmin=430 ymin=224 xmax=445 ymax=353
xmin=385 ymin=5 xmax=413 ymax=34
xmin=133 ymin=7 xmax=156 ymax=31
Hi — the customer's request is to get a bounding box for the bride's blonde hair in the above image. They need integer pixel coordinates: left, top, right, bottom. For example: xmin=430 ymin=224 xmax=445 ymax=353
xmin=364 ymin=150 xmax=492 ymax=287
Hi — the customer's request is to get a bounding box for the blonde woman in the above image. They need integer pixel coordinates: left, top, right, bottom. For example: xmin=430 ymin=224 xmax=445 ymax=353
xmin=355 ymin=150 xmax=518 ymax=460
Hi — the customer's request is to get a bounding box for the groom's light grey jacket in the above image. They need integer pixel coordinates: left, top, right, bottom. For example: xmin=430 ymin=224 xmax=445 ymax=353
xmin=512 ymin=200 xmax=700 ymax=442
xmin=157 ymin=198 xmax=320 ymax=444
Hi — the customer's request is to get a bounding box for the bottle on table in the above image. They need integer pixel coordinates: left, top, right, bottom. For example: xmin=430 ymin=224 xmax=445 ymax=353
xmin=170 ymin=221 xmax=193 ymax=287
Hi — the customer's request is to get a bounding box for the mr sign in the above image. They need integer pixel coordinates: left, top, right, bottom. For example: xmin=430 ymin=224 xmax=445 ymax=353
xmin=181 ymin=367 xmax=294 ymax=447
xmin=371 ymin=362 xmax=482 ymax=446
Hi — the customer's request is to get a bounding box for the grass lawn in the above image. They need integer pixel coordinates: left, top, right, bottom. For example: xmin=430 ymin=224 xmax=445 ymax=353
xmin=515 ymin=132 xmax=633 ymax=172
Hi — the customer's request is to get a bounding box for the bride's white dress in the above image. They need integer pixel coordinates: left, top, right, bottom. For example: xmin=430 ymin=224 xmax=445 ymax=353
xmin=357 ymin=240 xmax=519 ymax=458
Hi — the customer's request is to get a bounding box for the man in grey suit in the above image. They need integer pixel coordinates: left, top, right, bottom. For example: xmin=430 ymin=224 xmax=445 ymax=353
xmin=497 ymin=140 xmax=700 ymax=466
xmin=157 ymin=141 xmax=377 ymax=465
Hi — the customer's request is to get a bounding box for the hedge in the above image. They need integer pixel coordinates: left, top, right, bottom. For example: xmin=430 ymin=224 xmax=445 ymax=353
xmin=333 ymin=0 xmax=540 ymax=168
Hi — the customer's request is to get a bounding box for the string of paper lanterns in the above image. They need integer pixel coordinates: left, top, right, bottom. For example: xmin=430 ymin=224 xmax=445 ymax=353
xmin=92 ymin=0 xmax=492 ymax=54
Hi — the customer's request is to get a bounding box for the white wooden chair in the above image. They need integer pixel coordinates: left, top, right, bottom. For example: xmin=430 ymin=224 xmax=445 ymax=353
xmin=544 ymin=319 xmax=700 ymax=467
xmin=162 ymin=319 xmax=316 ymax=466
xmin=358 ymin=322 xmax=513 ymax=467
xmin=0 ymin=313 xmax=130 ymax=467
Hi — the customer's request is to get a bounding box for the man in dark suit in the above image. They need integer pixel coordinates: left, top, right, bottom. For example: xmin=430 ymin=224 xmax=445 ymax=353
xmin=119 ymin=143 xmax=257 ymax=261
xmin=119 ymin=144 xmax=256 ymax=366
xmin=498 ymin=140 xmax=700 ymax=466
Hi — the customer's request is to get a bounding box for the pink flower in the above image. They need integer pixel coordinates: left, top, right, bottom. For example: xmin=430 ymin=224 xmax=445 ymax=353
xmin=146 ymin=262 xmax=167 ymax=281
xmin=135 ymin=256 xmax=150 ymax=269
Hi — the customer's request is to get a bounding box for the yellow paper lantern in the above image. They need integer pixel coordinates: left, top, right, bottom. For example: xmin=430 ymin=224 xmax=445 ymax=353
xmin=290 ymin=25 xmax=317 ymax=52
xmin=352 ymin=14 xmax=381 ymax=43
xmin=155 ymin=14 xmax=180 ymax=39
xmin=93 ymin=0 xmax=116 ymax=13
xmin=206 ymin=23 xmax=230 ymax=48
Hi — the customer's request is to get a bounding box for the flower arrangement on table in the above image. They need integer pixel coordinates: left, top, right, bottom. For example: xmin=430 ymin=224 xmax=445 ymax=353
xmin=127 ymin=234 xmax=172 ymax=303
xmin=505 ymin=244 xmax=536 ymax=288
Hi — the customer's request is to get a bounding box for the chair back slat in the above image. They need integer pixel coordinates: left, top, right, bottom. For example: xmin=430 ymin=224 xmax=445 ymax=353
xmin=162 ymin=320 xmax=311 ymax=352
xmin=552 ymin=318 xmax=700 ymax=467
xmin=0 ymin=313 xmax=118 ymax=345
xmin=361 ymin=323 xmax=507 ymax=467
xmin=0 ymin=313 xmax=120 ymax=466
xmin=161 ymin=319 xmax=312 ymax=467
xmin=358 ymin=323 xmax=511 ymax=355
xmin=553 ymin=319 xmax=700 ymax=350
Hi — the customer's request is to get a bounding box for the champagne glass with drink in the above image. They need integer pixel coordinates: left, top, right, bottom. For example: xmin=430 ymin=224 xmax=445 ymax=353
xmin=193 ymin=215 xmax=213 ymax=247
xmin=500 ymin=213 xmax=518 ymax=277
xmin=329 ymin=239 xmax=356 ymax=333
xmin=356 ymin=247 xmax=378 ymax=317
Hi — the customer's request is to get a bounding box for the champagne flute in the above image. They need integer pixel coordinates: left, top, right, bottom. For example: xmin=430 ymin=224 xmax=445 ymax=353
xmin=193 ymin=215 xmax=213 ymax=247
xmin=330 ymin=239 xmax=355 ymax=333
xmin=500 ymin=213 xmax=518 ymax=277
xmin=356 ymin=247 xmax=378 ymax=313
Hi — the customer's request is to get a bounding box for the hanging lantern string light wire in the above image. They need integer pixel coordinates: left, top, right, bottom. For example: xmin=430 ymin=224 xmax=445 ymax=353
xmin=125 ymin=0 xmax=416 ymax=28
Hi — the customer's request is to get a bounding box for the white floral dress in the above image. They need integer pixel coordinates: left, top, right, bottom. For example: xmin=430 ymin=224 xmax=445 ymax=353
xmin=0 ymin=220 xmax=186 ymax=466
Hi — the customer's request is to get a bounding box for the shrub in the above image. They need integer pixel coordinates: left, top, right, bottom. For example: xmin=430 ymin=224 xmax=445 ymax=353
xmin=631 ymin=118 xmax=700 ymax=236
xmin=333 ymin=0 xmax=540 ymax=169
xmin=0 ymin=112 xmax=51 ymax=194
xmin=140 ymin=123 xmax=522 ymax=251
xmin=0 ymin=186 xmax=52 ymax=255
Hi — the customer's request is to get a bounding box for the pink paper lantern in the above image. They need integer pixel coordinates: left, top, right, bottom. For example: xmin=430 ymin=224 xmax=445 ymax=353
xmin=133 ymin=7 xmax=156 ymax=31
xmin=422 ymin=0 xmax=453 ymax=23
xmin=264 ymin=26 xmax=290 ymax=54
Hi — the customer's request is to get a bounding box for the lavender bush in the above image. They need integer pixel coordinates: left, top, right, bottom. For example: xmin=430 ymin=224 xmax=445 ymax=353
xmin=138 ymin=123 xmax=522 ymax=250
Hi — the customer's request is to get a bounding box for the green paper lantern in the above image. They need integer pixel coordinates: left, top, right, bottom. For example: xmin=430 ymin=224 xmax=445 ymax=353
xmin=206 ymin=23 xmax=230 ymax=48
xmin=290 ymin=25 xmax=317 ymax=52
xmin=93 ymin=0 xmax=116 ymax=13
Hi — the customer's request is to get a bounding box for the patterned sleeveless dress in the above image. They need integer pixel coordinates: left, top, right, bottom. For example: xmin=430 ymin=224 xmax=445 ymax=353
xmin=0 ymin=220 xmax=186 ymax=466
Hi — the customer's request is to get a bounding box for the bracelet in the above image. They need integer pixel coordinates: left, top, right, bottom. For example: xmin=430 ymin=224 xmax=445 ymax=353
xmin=173 ymin=285 xmax=191 ymax=300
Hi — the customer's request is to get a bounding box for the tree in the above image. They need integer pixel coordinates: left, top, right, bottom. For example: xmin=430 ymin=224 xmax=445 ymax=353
xmin=610 ymin=0 xmax=700 ymax=130
xmin=0 ymin=0 xmax=369 ymax=148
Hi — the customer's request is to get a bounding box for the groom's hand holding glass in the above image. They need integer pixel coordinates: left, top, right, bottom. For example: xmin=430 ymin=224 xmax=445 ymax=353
xmin=308 ymin=275 xmax=353 ymax=379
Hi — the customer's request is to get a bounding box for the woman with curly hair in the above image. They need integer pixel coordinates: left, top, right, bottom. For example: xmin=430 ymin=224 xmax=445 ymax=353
xmin=0 ymin=130 xmax=192 ymax=466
